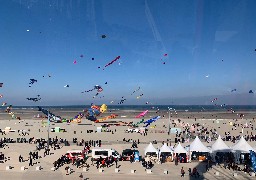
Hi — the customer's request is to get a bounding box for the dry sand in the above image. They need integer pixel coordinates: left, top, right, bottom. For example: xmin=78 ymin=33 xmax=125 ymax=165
xmin=0 ymin=108 xmax=256 ymax=179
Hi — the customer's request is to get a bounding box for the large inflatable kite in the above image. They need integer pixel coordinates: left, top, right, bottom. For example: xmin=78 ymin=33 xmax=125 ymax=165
xmin=144 ymin=116 xmax=161 ymax=127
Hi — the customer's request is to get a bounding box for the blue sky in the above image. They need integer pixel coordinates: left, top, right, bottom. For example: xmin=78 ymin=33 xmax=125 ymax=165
xmin=0 ymin=0 xmax=256 ymax=105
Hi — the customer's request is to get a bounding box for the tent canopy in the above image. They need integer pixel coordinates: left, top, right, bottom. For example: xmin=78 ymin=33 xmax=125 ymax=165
xmin=144 ymin=142 xmax=158 ymax=155
xmin=232 ymin=136 xmax=254 ymax=153
xmin=211 ymin=135 xmax=230 ymax=152
xmin=160 ymin=143 xmax=173 ymax=154
xmin=190 ymin=136 xmax=210 ymax=152
xmin=174 ymin=142 xmax=187 ymax=154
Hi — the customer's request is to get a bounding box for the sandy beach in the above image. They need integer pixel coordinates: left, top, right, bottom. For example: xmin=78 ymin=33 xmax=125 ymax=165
xmin=0 ymin=107 xmax=256 ymax=179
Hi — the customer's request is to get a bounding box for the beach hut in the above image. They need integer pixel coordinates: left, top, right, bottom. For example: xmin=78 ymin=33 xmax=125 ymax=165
xmin=232 ymin=136 xmax=254 ymax=164
xmin=159 ymin=143 xmax=173 ymax=162
xmin=189 ymin=136 xmax=210 ymax=162
xmin=210 ymin=135 xmax=231 ymax=162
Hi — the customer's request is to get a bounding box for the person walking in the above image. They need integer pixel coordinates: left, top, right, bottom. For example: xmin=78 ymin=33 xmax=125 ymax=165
xmin=181 ymin=167 xmax=185 ymax=177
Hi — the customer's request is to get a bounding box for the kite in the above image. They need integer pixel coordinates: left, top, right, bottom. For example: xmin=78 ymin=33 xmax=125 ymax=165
xmin=101 ymin=35 xmax=106 ymax=38
xmin=80 ymin=54 xmax=84 ymax=58
xmin=118 ymin=97 xmax=126 ymax=104
xmin=43 ymin=74 xmax=51 ymax=78
xmin=82 ymin=85 xmax=103 ymax=98
xmin=131 ymin=87 xmax=140 ymax=95
xmin=249 ymin=90 xmax=254 ymax=93
xmin=231 ymin=89 xmax=237 ymax=92
xmin=0 ymin=95 xmax=3 ymax=98
xmin=64 ymin=85 xmax=70 ymax=88
xmin=92 ymin=58 xmax=95 ymax=60
xmin=103 ymin=56 xmax=121 ymax=69
xmin=132 ymin=119 xmax=145 ymax=127
xmin=160 ymin=53 xmax=168 ymax=64
xmin=95 ymin=114 xmax=118 ymax=123
xmin=83 ymin=85 xmax=103 ymax=93
xmin=73 ymin=60 xmax=77 ymax=64
xmin=2 ymin=102 xmax=7 ymax=106
xmin=38 ymin=107 xmax=62 ymax=122
xmin=83 ymin=104 xmax=107 ymax=121
xmin=136 ymin=94 xmax=144 ymax=99
xmin=143 ymin=116 xmax=161 ymax=127
xmin=135 ymin=110 xmax=148 ymax=118
xmin=29 ymin=79 xmax=37 ymax=87
xmin=5 ymin=105 xmax=21 ymax=120
xmin=211 ymin=98 xmax=218 ymax=103
xmin=205 ymin=75 xmax=209 ymax=78
xmin=27 ymin=95 xmax=41 ymax=102
xmin=0 ymin=83 xmax=3 ymax=87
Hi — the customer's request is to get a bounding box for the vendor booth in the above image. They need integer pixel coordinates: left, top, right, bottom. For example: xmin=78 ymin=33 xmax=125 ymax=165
xmin=211 ymin=135 xmax=231 ymax=163
xmin=173 ymin=142 xmax=188 ymax=163
xmin=144 ymin=142 xmax=158 ymax=162
xmin=232 ymin=136 xmax=254 ymax=164
xmin=189 ymin=136 xmax=210 ymax=162
xmin=159 ymin=143 xmax=173 ymax=162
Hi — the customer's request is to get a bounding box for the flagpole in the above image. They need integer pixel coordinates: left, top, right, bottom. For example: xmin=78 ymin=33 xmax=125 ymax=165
xmin=47 ymin=110 xmax=50 ymax=148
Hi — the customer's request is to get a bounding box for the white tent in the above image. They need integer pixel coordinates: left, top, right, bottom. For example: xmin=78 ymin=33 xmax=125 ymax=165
xmin=190 ymin=136 xmax=210 ymax=152
xmin=144 ymin=142 xmax=158 ymax=155
xmin=173 ymin=142 xmax=187 ymax=154
xmin=159 ymin=143 xmax=173 ymax=154
xmin=211 ymin=135 xmax=231 ymax=152
xmin=232 ymin=136 xmax=254 ymax=153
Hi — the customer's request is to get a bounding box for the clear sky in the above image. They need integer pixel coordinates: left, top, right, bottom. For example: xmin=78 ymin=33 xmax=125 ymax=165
xmin=0 ymin=0 xmax=256 ymax=106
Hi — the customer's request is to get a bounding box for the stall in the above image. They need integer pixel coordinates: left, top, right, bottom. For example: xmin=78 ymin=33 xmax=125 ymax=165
xmin=173 ymin=142 xmax=188 ymax=163
xmin=232 ymin=136 xmax=254 ymax=164
xmin=159 ymin=143 xmax=173 ymax=162
xmin=189 ymin=136 xmax=210 ymax=162
xmin=211 ymin=135 xmax=231 ymax=163
xmin=144 ymin=142 xmax=158 ymax=162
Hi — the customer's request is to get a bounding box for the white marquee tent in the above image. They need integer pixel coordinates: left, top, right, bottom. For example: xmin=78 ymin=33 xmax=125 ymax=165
xmin=232 ymin=136 xmax=254 ymax=153
xmin=159 ymin=143 xmax=173 ymax=154
xmin=211 ymin=135 xmax=231 ymax=152
xmin=189 ymin=136 xmax=210 ymax=152
xmin=173 ymin=142 xmax=187 ymax=154
xmin=144 ymin=142 xmax=158 ymax=155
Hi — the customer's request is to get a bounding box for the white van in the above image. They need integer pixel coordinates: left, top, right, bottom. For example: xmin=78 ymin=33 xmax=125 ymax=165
xmin=92 ymin=148 xmax=120 ymax=160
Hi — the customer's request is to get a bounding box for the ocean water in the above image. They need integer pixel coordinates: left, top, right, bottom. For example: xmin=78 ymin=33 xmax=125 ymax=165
xmin=1 ymin=105 xmax=256 ymax=112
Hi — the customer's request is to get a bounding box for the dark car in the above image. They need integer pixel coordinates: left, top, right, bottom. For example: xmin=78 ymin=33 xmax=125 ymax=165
xmin=121 ymin=149 xmax=139 ymax=161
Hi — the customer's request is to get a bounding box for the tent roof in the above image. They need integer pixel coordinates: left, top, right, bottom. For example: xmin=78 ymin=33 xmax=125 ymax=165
xmin=190 ymin=136 xmax=210 ymax=152
xmin=144 ymin=142 xmax=158 ymax=155
xmin=211 ymin=135 xmax=231 ymax=152
xmin=174 ymin=142 xmax=187 ymax=154
xmin=232 ymin=136 xmax=254 ymax=153
xmin=160 ymin=143 xmax=173 ymax=153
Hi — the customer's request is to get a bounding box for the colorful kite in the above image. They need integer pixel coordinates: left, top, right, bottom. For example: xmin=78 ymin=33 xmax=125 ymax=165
xmin=144 ymin=116 xmax=161 ymax=127
xmin=135 ymin=110 xmax=148 ymax=118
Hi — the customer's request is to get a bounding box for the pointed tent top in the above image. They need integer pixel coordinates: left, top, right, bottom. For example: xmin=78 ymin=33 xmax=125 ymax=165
xmin=174 ymin=142 xmax=187 ymax=154
xmin=211 ymin=135 xmax=230 ymax=152
xmin=144 ymin=142 xmax=158 ymax=155
xmin=232 ymin=136 xmax=254 ymax=153
xmin=190 ymin=136 xmax=210 ymax=152
xmin=160 ymin=143 xmax=173 ymax=153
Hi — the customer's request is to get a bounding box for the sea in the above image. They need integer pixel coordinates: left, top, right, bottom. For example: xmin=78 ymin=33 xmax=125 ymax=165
xmin=1 ymin=105 xmax=256 ymax=112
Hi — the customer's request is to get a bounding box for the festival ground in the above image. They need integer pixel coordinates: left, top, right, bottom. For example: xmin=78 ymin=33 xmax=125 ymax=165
xmin=0 ymin=109 xmax=256 ymax=179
